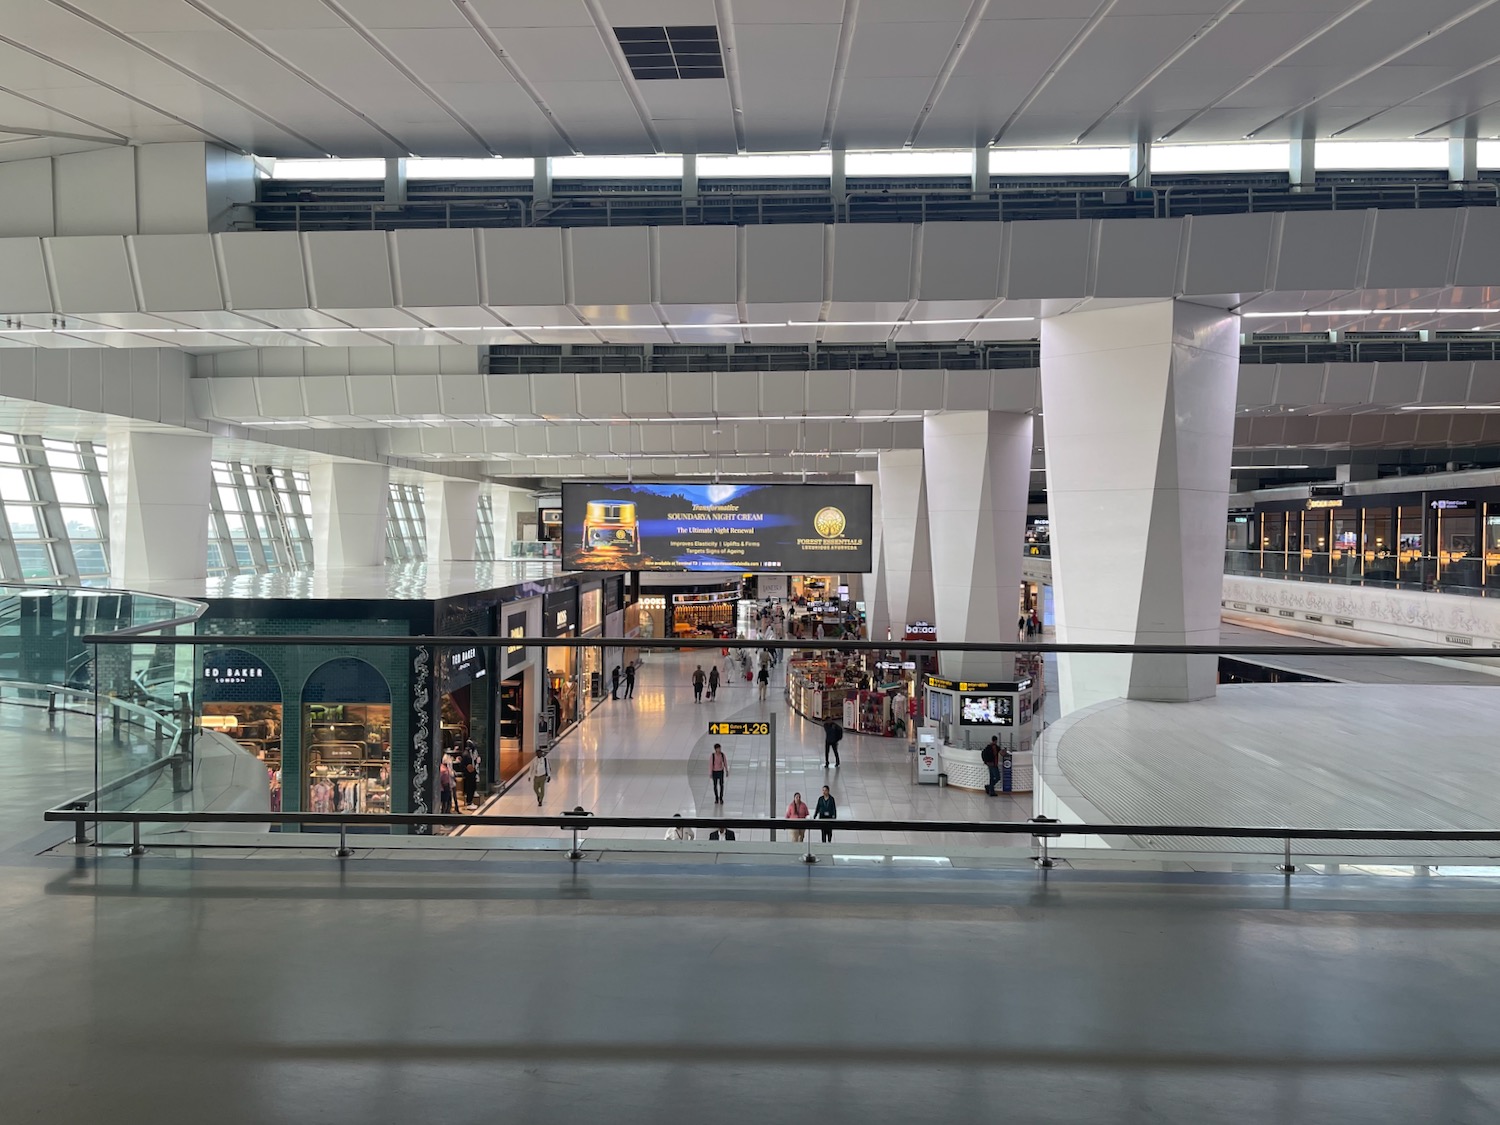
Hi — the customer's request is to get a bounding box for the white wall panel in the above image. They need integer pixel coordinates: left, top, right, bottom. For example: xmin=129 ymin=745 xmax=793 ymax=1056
xmin=1275 ymin=210 xmax=1367 ymax=290
xmin=1419 ymin=362 xmax=1471 ymax=403
xmin=0 ymin=159 xmax=54 ymax=237
xmin=1182 ymin=213 xmax=1275 ymax=296
xmin=48 ymin=236 xmax=136 ymax=312
xmin=1095 ymin=219 xmax=1183 ymax=297
xmin=303 ymin=374 xmax=351 ymax=415
xmin=68 ymin=350 xmax=102 ymax=413
xmin=132 ymin=234 xmax=223 ymax=312
xmin=713 ymin=371 xmax=760 ymax=414
xmin=486 ymin=373 xmax=533 ymax=414
xmin=532 ymin=374 xmax=579 ymax=415
xmin=394 ymin=229 xmax=480 ymax=307
xmin=621 ymin=371 xmax=669 ymax=413
xmin=101 ymin=351 xmax=130 ymax=416
xmin=852 ymin=369 xmax=898 ymax=413
xmin=761 ymin=370 xmax=806 ymax=413
xmin=256 ymin=377 xmax=306 ymax=418
xmin=807 ymin=369 xmax=851 ymax=413
xmin=55 ymin=149 xmax=136 ymax=237
xmin=918 ymin=222 xmax=1002 ymax=302
xmin=305 ymin=231 xmax=394 ymax=309
xmin=1006 ymin=219 xmax=1090 ymax=299
xmin=667 ymin=370 xmax=714 ymax=414
xmin=439 ymin=372 xmax=485 ymax=414
xmin=33 ymin=351 xmax=68 ymax=407
xmin=392 ymin=347 xmax=441 ymax=375
xmin=746 ymin=225 xmax=824 ymax=303
xmin=990 ymin=370 xmax=1038 ymax=413
xmin=1322 ymin=363 xmax=1375 ymax=403
xmin=831 ymin=224 xmax=913 ymax=303
xmin=571 ymin=227 xmax=652 ymax=306
xmin=658 ymin=225 xmax=737 ymax=305
xmin=574 ymin=373 xmax=623 ymax=416
xmin=944 ymin=369 xmax=991 ymax=410
xmin=0 ymin=238 xmax=53 ymax=312
xmin=1372 ymin=363 xmax=1425 ymax=403
xmin=136 ymin=143 xmax=209 ymax=234
xmin=483 ymin=228 xmax=566 ymax=305
xmin=393 ymin=374 xmax=440 ymax=415
xmin=1366 ymin=210 xmax=1458 ymax=290
xmin=1455 ymin=209 xmax=1500 ymax=287
xmin=897 ymin=369 xmax=943 ymax=409
xmin=347 ymin=376 xmax=396 ymax=416
xmin=218 ymin=232 xmax=309 ymax=309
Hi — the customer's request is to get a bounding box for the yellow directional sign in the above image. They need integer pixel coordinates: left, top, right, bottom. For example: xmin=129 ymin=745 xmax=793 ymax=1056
xmin=709 ymin=722 xmax=770 ymax=736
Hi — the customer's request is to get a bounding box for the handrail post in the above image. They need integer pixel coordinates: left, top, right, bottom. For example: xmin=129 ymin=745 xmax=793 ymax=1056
xmin=126 ymin=820 xmax=145 ymax=857
xmin=335 ymin=822 xmax=353 ymax=859
xmin=1277 ymin=835 xmax=1296 ymax=874
xmin=803 ymin=833 xmax=817 ymax=864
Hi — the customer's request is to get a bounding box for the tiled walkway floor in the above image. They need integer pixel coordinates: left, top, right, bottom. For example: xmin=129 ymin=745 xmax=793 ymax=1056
xmin=462 ymin=650 xmax=1034 ymax=845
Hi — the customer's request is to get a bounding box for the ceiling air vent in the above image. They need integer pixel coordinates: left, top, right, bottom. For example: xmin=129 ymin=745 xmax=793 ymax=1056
xmin=614 ymin=26 xmax=724 ymax=80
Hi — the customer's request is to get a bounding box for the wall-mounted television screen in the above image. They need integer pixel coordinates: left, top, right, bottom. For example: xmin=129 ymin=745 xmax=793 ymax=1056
xmin=960 ymin=694 xmax=1013 ymax=726
xmin=563 ymin=482 xmax=873 ymax=572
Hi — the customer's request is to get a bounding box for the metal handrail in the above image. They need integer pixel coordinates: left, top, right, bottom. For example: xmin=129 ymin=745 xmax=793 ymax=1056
xmin=40 ymin=806 xmax=1500 ymax=875
xmin=74 ymin=631 xmax=1500 ymax=659
xmin=238 ymin=179 xmax=1500 ymax=231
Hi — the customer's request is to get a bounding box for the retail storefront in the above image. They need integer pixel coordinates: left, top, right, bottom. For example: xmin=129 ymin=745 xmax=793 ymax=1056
xmin=199 ymin=648 xmax=284 ymax=809
xmin=497 ymin=596 xmax=541 ymax=784
xmin=301 ymin=657 xmax=393 ymax=816
xmin=544 ymin=586 xmax=580 ymax=737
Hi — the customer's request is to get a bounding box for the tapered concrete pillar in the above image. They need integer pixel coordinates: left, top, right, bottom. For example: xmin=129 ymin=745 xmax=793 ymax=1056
xmin=423 ymin=478 xmax=481 ymax=562
xmin=923 ymin=412 xmax=1033 ymax=681
xmin=107 ymin=431 xmax=212 ymax=587
xmin=854 ymin=470 xmax=889 ymax=641
xmin=878 ymin=449 xmax=935 ymax=639
xmin=310 ymin=462 xmax=389 ymax=568
xmin=1041 ymin=300 xmax=1239 ymax=713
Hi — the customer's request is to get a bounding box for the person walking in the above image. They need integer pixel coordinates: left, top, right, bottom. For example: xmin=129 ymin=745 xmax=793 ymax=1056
xmin=624 ymin=661 xmax=636 ymax=699
xmin=460 ymin=740 xmax=479 ymax=810
xmin=709 ymin=742 xmax=728 ymax=803
xmin=439 ymin=755 xmax=455 ymax=815
xmin=611 ymin=665 xmax=621 ymax=700
xmin=707 ymin=663 xmax=720 ymax=701
xmin=757 ymin=663 xmax=770 ymax=701
xmin=823 ymin=717 xmax=843 ymax=768
xmin=665 ymin=813 xmax=695 ymax=841
xmin=692 ymin=664 xmax=706 ymax=703
xmin=530 ymin=751 xmax=548 ymax=807
xmin=785 ymin=792 xmax=810 ymax=843
xmin=981 ymin=736 xmax=1001 ymax=797
xmin=814 ymin=784 xmax=837 ymax=843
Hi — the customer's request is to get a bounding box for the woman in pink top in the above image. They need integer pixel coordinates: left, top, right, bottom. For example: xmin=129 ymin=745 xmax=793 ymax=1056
xmin=786 ymin=792 xmax=810 ymax=843
xmin=709 ymin=743 xmax=728 ymax=804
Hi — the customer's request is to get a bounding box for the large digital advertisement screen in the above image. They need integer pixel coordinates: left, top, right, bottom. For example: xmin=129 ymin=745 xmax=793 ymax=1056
xmin=562 ymin=482 xmax=873 ymax=573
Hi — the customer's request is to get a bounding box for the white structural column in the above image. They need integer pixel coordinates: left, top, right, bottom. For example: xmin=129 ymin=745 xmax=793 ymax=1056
xmin=854 ymin=469 xmax=889 ymax=642
xmin=310 ymin=462 xmax=390 ymax=568
xmin=423 ymin=478 xmax=481 ymax=562
xmin=877 ymin=449 xmax=936 ymax=639
xmin=922 ymin=412 xmax=1033 ymax=681
xmin=107 ymin=431 xmax=212 ymax=587
xmin=1041 ymin=300 xmax=1239 ymax=713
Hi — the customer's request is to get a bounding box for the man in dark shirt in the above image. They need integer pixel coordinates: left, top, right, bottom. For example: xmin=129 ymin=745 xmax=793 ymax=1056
xmin=981 ymin=736 xmax=1001 ymax=796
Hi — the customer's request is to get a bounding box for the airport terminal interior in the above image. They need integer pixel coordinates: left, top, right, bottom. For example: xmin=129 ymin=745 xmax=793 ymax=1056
xmin=11 ymin=1 xmax=1500 ymax=1120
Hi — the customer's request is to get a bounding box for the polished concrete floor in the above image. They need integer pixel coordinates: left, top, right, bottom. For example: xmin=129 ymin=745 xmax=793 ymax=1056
xmin=5 ymin=676 xmax=1500 ymax=1121
xmin=462 ymin=649 xmax=1035 ymax=845
xmin=6 ymin=846 xmax=1500 ymax=1124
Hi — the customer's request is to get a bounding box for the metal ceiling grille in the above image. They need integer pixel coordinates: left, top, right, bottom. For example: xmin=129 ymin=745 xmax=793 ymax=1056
xmin=614 ymin=26 xmax=724 ymax=80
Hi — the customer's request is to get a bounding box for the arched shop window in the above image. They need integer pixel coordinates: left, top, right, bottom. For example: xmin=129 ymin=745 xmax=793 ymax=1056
xmin=199 ymin=649 xmax=284 ymax=810
xmin=301 ymin=659 xmax=392 ymax=817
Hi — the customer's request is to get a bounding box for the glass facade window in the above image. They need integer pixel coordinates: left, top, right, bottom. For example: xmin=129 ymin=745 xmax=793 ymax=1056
xmin=207 ymin=460 xmax=315 ymax=578
xmin=1437 ymin=506 xmax=1480 ymax=588
xmin=1332 ymin=513 xmax=1361 ymax=579
xmin=1362 ymin=508 xmax=1395 ymax=582
xmin=386 ymin=483 xmax=427 ymax=563
xmin=0 ymin=434 xmax=110 ymax=584
xmin=1398 ymin=506 xmax=1425 ymax=582
xmin=476 ymin=493 xmax=496 ymax=562
xmin=1301 ymin=509 xmax=1331 ymax=577
xmin=1259 ymin=512 xmax=1286 ymax=575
